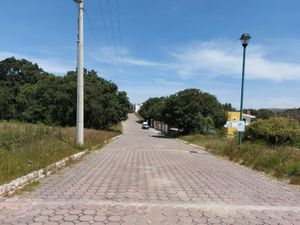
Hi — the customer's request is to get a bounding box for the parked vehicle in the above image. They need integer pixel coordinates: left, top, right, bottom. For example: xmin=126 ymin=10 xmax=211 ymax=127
xmin=142 ymin=122 xmax=149 ymax=129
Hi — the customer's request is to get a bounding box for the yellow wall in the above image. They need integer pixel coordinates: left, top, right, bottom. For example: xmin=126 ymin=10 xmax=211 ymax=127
xmin=227 ymin=111 xmax=240 ymax=135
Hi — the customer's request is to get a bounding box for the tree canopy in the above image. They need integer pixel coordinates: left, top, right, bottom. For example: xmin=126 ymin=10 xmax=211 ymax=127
xmin=278 ymin=108 xmax=300 ymax=122
xmin=139 ymin=88 xmax=226 ymax=134
xmin=0 ymin=57 xmax=130 ymax=129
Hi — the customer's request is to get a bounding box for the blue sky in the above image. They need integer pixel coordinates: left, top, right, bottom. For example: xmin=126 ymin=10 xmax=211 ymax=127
xmin=1 ymin=0 xmax=300 ymax=109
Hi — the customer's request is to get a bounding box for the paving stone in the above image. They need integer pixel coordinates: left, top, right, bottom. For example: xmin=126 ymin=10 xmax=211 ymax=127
xmin=64 ymin=215 xmax=78 ymax=221
xmin=79 ymin=215 xmax=93 ymax=222
xmin=60 ymin=222 xmax=74 ymax=225
xmin=49 ymin=215 xmax=64 ymax=222
xmin=34 ymin=215 xmax=49 ymax=222
xmin=0 ymin=114 xmax=300 ymax=224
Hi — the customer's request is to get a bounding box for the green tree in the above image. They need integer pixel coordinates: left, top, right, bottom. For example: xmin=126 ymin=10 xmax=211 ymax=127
xmin=164 ymin=89 xmax=225 ymax=133
xmin=278 ymin=108 xmax=300 ymax=122
xmin=0 ymin=57 xmax=130 ymax=129
xmin=246 ymin=108 xmax=274 ymax=119
xmin=223 ymin=103 xmax=235 ymax=112
xmin=0 ymin=57 xmax=48 ymax=120
xmin=139 ymin=97 xmax=165 ymax=121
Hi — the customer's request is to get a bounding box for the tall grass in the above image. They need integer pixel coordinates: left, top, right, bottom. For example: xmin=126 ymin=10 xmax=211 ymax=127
xmin=180 ymin=134 xmax=300 ymax=185
xmin=134 ymin=112 xmax=144 ymax=123
xmin=0 ymin=121 xmax=121 ymax=185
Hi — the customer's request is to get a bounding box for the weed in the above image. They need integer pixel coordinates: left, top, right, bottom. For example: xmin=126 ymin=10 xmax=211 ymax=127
xmin=179 ymin=133 xmax=300 ymax=185
xmin=285 ymin=162 xmax=300 ymax=176
xmin=21 ymin=181 xmax=41 ymax=192
xmin=289 ymin=176 xmax=300 ymax=185
xmin=0 ymin=121 xmax=121 ymax=185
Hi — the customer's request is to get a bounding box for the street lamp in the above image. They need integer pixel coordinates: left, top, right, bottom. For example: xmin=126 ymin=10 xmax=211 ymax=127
xmin=238 ymin=33 xmax=251 ymax=146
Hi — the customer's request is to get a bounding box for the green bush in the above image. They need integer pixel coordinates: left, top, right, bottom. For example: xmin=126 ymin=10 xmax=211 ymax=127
xmin=285 ymin=162 xmax=300 ymax=176
xmin=245 ymin=117 xmax=300 ymax=145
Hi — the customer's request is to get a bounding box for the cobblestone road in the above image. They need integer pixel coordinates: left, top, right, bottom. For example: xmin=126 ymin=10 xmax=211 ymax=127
xmin=1 ymin=114 xmax=300 ymax=225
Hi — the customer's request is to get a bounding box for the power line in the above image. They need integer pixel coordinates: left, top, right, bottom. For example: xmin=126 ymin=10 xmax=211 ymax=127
xmin=97 ymin=0 xmax=122 ymax=80
xmin=85 ymin=8 xmax=112 ymax=78
xmin=106 ymin=0 xmax=123 ymax=79
xmin=114 ymin=0 xmax=125 ymax=78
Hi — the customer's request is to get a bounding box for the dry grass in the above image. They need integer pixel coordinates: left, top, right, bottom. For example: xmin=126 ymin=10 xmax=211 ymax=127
xmin=180 ymin=134 xmax=300 ymax=185
xmin=0 ymin=121 xmax=121 ymax=185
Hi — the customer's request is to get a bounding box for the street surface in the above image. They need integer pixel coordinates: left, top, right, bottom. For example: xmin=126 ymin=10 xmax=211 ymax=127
xmin=1 ymin=114 xmax=300 ymax=224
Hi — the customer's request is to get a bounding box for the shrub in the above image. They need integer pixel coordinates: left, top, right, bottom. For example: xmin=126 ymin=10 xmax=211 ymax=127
xmin=285 ymin=162 xmax=300 ymax=176
xmin=245 ymin=117 xmax=300 ymax=145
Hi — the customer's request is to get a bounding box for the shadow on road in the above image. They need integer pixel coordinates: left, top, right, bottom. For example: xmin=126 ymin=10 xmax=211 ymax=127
xmin=150 ymin=134 xmax=173 ymax=139
xmin=135 ymin=120 xmax=143 ymax=124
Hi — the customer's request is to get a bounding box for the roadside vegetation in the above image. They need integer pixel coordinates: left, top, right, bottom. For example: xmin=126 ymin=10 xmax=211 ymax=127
xmin=139 ymin=88 xmax=227 ymax=134
xmin=0 ymin=57 xmax=130 ymax=129
xmin=0 ymin=57 xmax=128 ymax=185
xmin=0 ymin=121 xmax=121 ymax=185
xmin=181 ymin=117 xmax=300 ymax=184
xmin=134 ymin=112 xmax=143 ymax=123
xmin=139 ymin=89 xmax=300 ymax=185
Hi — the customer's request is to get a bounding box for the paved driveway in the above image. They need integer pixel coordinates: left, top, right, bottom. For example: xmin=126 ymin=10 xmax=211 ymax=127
xmin=1 ymin=114 xmax=300 ymax=224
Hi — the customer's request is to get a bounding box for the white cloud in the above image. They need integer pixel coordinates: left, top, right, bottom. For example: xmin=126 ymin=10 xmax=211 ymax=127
xmin=245 ymin=97 xmax=300 ymax=109
xmin=121 ymin=57 xmax=162 ymax=66
xmin=91 ymin=46 xmax=163 ymax=67
xmin=91 ymin=40 xmax=300 ymax=82
xmin=170 ymin=40 xmax=300 ymax=81
xmin=154 ymin=78 xmax=186 ymax=86
xmin=0 ymin=51 xmax=74 ymax=74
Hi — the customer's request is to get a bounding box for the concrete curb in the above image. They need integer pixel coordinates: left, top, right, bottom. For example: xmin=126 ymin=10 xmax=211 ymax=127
xmin=175 ymin=138 xmax=207 ymax=151
xmin=0 ymin=134 xmax=122 ymax=198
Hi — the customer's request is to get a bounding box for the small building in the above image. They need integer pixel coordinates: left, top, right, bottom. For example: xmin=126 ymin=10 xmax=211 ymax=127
xmin=243 ymin=113 xmax=256 ymax=126
xmin=134 ymin=103 xmax=143 ymax=113
xmin=225 ymin=111 xmax=256 ymax=135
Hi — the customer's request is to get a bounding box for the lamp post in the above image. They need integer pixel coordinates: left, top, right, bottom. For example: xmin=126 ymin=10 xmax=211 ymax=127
xmin=74 ymin=0 xmax=84 ymax=147
xmin=238 ymin=33 xmax=251 ymax=146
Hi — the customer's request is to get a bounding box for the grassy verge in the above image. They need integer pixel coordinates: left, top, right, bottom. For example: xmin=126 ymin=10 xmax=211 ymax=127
xmin=180 ymin=134 xmax=300 ymax=185
xmin=134 ymin=112 xmax=144 ymax=123
xmin=0 ymin=121 xmax=121 ymax=185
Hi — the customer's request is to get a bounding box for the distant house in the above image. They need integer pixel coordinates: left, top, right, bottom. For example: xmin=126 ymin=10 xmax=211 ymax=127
xmin=242 ymin=113 xmax=256 ymax=125
xmin=134 ymin=103 xmax=143 ymax=113
xmin=225 ymin=111 xmax=256 ymax=135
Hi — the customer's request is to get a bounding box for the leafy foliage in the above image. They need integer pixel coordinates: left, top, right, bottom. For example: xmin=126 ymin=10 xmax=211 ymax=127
xmin=0 ymin=57 xmax=130 ymax=129
xmin=139 ymin=97 xmax=165 ymax=121
xmin=223 ymin=103 xmax=236 ymax=112
xmin=139 ymin=88 xmax=226 ymax=134
xmin=278 ymin=108 xmax=300 ymax=122
xmin=245 ymin=117 xmax=300 ymax=145
xmin=0 ymin=57 xmax=49 ymax=120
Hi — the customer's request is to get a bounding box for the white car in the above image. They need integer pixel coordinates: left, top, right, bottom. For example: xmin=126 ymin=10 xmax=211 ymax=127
xmin=142 ymin=122 xmax=149 ymax=129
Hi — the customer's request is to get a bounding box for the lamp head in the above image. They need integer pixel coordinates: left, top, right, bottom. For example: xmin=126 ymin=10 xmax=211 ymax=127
xmin=240 ymin=33 xmax=251 ymax=47
xmin=73 ymin=0 xmax=82 ymax=3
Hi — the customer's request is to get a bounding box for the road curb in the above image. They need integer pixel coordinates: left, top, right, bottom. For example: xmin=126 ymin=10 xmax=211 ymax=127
xmin=0 ymin=134 xmax=121 ymax=198
xmin=175 ymin=138 xmax=207 ymax=151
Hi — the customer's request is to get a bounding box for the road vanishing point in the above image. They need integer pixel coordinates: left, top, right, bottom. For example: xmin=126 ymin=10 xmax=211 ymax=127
xmin=1 ymin=114 xmax=300 ymax=225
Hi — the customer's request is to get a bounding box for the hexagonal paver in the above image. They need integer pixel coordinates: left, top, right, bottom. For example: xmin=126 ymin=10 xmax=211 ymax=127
xmin=0 ymin=114 xmax=300 ymax=224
